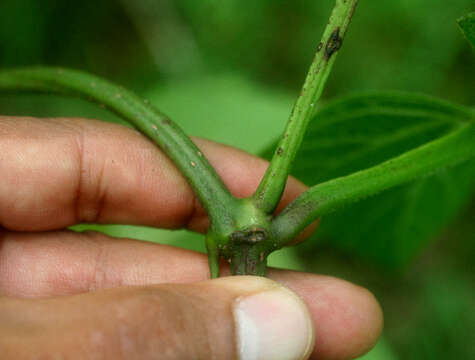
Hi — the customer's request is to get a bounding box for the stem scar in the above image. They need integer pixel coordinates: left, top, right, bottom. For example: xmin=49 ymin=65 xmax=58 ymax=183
xmin=324 ymin=27 xmax=343 ymax=60
xmin=259 ymin=252 xmax=264 ymax=262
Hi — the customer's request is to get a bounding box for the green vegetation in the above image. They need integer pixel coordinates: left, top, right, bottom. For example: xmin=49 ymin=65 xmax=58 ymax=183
xmin=0 ymin=1 xmax=473 ymax=359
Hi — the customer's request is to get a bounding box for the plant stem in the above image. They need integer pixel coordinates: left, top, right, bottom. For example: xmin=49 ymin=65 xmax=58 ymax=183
xmin=0 ymin=67 xmax=238 ymax=233
xmin=205 ymin=234 xmax=221 ymax=278
xmin=271 ymin=121 xmax=475 ymax=244
xmin=253 ymin=0 xmax=359 ymax=214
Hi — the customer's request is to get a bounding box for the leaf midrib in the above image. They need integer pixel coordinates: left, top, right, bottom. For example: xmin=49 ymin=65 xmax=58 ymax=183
xmin=296 ymin=118 xmax=456 ymax=172
xmin=306 ymin=106 xmax=469 ymax=135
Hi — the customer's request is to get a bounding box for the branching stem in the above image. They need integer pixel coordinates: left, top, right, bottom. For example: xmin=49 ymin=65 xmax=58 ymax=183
xmin=4 ymin=2 xmax=466 ymax=278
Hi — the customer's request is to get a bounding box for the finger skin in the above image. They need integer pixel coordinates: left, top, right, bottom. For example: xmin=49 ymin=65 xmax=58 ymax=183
xmin=0 ymin=115 xmax=380 ymax=358
xmin=1 ymin=276 xmax=316 ymax=360
xmin=0 ymin=115 xmax=315 ymax=238
xmin=0 ymin=280 xmax=239 ymax=359
xmin=0 ymin=230 xmax=383 ymax=359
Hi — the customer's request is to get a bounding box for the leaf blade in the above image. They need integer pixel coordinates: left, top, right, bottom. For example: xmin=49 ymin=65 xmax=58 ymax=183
xmin=269 ymin=92 xmax=475 ymax=268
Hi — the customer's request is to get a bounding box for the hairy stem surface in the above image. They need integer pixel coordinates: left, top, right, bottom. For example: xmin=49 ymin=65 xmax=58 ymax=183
xmin=253 ymin=0 xmax=359 ymax=214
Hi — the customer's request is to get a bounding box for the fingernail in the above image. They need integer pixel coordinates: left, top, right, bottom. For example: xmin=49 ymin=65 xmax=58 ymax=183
xmin=233 ymin=286 xmax=315 ymax=360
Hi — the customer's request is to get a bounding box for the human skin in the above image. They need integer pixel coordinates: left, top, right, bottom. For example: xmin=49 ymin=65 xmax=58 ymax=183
xmin=0 ymin=116 xmax=383 ymax=359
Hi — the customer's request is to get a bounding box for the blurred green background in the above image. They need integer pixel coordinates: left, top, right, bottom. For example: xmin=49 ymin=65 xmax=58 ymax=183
xmin=1 ymin=0 xmax=474 ymax=358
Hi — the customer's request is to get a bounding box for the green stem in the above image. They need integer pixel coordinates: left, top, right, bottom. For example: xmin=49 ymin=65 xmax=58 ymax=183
xmin=205 ymin=232 xmax=221 ymax=278
xmin=0 ymin=67 xmax=238 ymax=233
xmin=271 ymin=121 xmax=475 ymax=244
xmin=253 ymin=0 xmax=359 ymax=214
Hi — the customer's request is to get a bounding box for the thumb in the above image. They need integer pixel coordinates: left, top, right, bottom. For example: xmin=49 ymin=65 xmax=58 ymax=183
xmin=1 ymin=276 xmax=315 ymax=360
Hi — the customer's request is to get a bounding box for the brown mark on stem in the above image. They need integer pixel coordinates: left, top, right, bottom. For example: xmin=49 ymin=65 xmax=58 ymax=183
xmin=230 ymin=227 xmax=268 ymax=245
xmin=324 ymin=27 xmax=343 ymax=60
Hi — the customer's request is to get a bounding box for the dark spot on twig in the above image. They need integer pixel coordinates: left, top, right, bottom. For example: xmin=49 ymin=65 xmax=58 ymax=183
xmin=277 ymin=147 xmax=284 ymax=156
xmin=162 ymin=118 xmax=171 ymax=125
xmin=230 ymin=228 xmax=268 ymax=245
xmin=324 ymin=27 xmax=343 ymax=60
xmin=317 ymin=42 xmax=323 ymax=52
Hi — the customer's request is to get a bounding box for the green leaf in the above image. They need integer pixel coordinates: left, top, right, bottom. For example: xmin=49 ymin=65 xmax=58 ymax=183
xmin=457 ymin=12 xmax=475 ymax=49
xmin=266 ymin=92 xmax=475 ymax=268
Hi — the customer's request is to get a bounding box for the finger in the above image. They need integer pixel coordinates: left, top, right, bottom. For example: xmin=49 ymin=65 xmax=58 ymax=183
xmin=1 ymin=276 xmax=315 ymax=360
xmin=0 ymin=116 xmax=315 ymax=237
xmin=0 ymin=230 xmax=382 ymax=359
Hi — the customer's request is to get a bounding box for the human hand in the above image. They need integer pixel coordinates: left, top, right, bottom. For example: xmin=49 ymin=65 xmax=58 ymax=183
xmin=0 ymin=116 xmax=382 ymax=359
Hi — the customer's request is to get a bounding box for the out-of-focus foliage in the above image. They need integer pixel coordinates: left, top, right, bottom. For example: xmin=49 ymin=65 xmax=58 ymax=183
xmin=1 ymin=1 xmax=474 ymax=359
xmin=145 ymin=74 xmax=294 ymax=154
xmin=458 ymin=12 xmax=475 ymax=49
